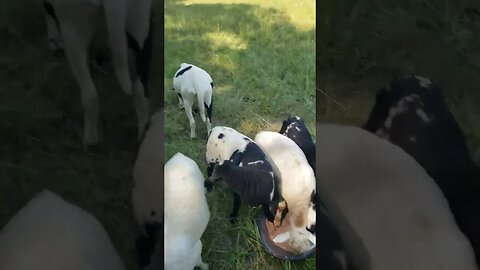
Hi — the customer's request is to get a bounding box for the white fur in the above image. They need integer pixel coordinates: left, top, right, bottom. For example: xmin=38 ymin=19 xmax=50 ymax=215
xmin=254 ymin=131 xmax=316 ymax=254
xmin=206 ymin=126 xmax=250 ymax=165
xmin=165 ymin=153 xmax=210 ymax=270
xmin=173 ymin=63 xmax=213 ymax=139
xmin=42 ymin=0 xmax=151 ymax=145
xmin=0 ymin=190 xmax=125 ymax=270
xmin=132 ymin=110 xmax=163 ymax=232
xmin=316 ymin=124 xmax=478 ymax=270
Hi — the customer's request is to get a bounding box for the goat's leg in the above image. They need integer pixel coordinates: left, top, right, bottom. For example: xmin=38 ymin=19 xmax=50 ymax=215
xmin=194 ymin=240 xmax=208 ymax=270
xmin=61 ymin=23 xmax=98 ymax=146
xmin=132 ymin=78 xmax=150 ymax=140
xmin=262 ymin=203 xmax=276 ymax=223
xmin=177 ymin=93 xmax=184 ymax=109
xmin=204 ymin=101 xmax=212 ymax=135
xmin=183 ymin=98 xmax=196 ymax=139
xmin=274 ymin=200 xmax=288 ymax=227
xmin=229 ymin=192 xmax=241 ymax=224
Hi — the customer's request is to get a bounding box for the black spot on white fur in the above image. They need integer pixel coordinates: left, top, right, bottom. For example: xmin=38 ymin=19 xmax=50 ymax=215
xmin=174 ymin=65 xmax=192 ymax=77
xmin=206 ymin=128 xmax=279 ymax=223
xmin=364 ymin=75 xmax=480 ymax=265
xmin=279 ymin=116 xmax=316 ymax=173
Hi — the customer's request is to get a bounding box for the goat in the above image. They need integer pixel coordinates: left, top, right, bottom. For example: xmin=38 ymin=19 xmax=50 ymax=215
xmin=165 ymin=153 xmax=210 ymax=270
xmin=132 ymin=110 xmax=163 ymax=269
xmin=204 ymin=126 xmax=279 ymax=224
xmin=364 ymin=75 xmax=480 ymax=265
xmin=316 ymin=123 xmax=478 ymax=270
xmin=172 ymin=63 xmax=213 ymax=139
xmin=0 ymin=190 xmax=126 ymax=270
xmin=42 ymin=0 xmax=152 ymax=146
xmin=279 ymin=115 xmax=316 ymax=172
xmin=254 ymin=131 xmax=315 ymax=254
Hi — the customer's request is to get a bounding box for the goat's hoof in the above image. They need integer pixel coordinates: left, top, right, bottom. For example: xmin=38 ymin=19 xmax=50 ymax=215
xmin=229 ymin=216 xmax=238 ymax=224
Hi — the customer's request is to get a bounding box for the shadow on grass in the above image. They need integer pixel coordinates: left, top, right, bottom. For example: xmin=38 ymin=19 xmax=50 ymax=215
xmin=164 ymin=1 xmax=315 ymax=269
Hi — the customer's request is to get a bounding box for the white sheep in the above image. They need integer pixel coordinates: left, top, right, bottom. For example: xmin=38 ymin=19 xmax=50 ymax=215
xmin=254 ymin=131 xmax=315 ymax=254
xmin=0 ymin=190 xmax=125 ymax=270
xmin=42 ymin=0 xmax=152 ymax=146
xmin=316 ymin=123 xmax=478 ymax=270
xmin=172 ymin=63 xmax=213 ymax=139
xmin=205 ymin=126 xmax=279 ymax=223
xmin=132 ymin=109 xmax=164 ymax=268
xmin=165 ymin=152 xmax=210 ymax=270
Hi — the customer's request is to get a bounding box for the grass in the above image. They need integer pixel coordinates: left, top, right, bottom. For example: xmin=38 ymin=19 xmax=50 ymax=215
xmin=317 ymin=0 xmax=480 ymax=153
xmin=0 ymin=1 xmax=163 ymax=269
xmin=164 ymin=0 xmax=315 ymax=269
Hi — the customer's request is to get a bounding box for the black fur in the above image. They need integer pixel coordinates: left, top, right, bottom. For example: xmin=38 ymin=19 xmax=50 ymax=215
xmin=43 ymin=2 xmax=60 ymax=32
xmin=175 ymin=65 xmax=192 ymax=77
xmin=205 ymin=99 xmax=213 ymax=121
xmin=126 ymin=17 xmax=153 ymax=98
xmin=364 ymin=75 xmax=480 ymax=265
xmin=279 ymin=116 xmax=316 ymax=173
xmin=207 ymin=142 xmax=279 ymax=223
xmin=135 ymin=221 xmax=162 ymax=268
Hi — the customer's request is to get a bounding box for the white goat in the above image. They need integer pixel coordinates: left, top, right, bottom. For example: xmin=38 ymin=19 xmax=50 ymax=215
xmin=0 ymin=190 xmax=125 ymax=270
xmin=165 ymin=153 xmax=210 ymax=270
xmin=172 ymin=63 xmax=213 ymax=139
xmin=132 ymin=110 xmax=163 ymax=269
xmin=254 ymin=131 xmax=316 ymax=254
xmin=42 ymin=0 xmax=152 ymax=146
xmin=316 ymin=123 xmax=478 ymax=270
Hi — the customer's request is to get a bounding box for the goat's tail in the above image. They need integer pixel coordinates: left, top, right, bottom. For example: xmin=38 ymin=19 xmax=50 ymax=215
xmin=104 ymin=0 xmax=132 ymax=95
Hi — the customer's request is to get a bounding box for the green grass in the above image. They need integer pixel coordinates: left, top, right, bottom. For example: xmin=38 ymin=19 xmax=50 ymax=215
xmin=164 ymin=0 xmax=315 ymax=269
xmin=0 ymin=1 xmax=163 ymax=269
xmin=317 ymin=0 xmax=480 ymax=152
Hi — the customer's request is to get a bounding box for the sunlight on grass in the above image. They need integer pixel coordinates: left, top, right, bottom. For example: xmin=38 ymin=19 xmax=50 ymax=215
xmin=184 ymin=0 xmax=315 ymax=30
xmin=205 ymin=31 xmax=248 ymax=50
xmin=165 ymin=0 xmax=315 ymax=269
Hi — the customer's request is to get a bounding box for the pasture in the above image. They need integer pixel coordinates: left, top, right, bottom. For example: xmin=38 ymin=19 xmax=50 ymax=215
xmin=164 ymin=0 xmax=315 ymax=269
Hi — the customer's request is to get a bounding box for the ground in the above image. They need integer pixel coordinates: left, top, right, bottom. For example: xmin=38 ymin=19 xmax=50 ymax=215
xmin=318 ymin=0 xmax=480 ymax=153
xmin=164 ymin=0 xmax=315 ymax=269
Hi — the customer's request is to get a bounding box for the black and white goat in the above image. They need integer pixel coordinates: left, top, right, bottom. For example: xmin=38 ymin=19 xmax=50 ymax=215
xmin=165 ymin=153 xmax=210 ymax=270
xmin=204 ymin=126 xmax=279 ymax=223
xmin=172 ymin=63 xmax=213 ymax=139
xmin=279 ymin=116 xmax=316 ymax=172
xmin=42 ymin=0 xmax=152 ymax=146
xmin=316 ymin=123 xmax=478 ymax=270
xmin=364 ymin=75 xmax=480 ymax=265
xmin=0 ymin=190 xmax=126 ymax=270
xmin=132 ymin=110 xmax=163 ymax=269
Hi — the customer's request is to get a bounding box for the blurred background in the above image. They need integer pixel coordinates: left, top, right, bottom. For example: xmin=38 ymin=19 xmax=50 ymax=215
xmin=317 ymin=0 xmax=480 ymax=152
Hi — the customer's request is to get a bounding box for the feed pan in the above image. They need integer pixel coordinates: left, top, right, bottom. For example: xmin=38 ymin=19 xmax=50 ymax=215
xmin=255 ymin=209 xmax=315 ymax=261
